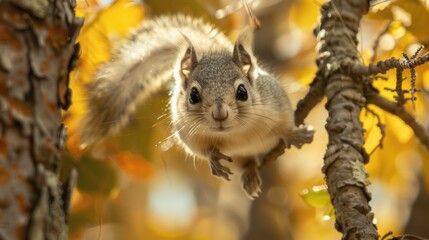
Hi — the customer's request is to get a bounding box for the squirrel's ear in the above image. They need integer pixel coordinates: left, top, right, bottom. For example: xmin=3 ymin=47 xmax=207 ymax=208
xmin=180 ymin=38 xmax=198 ymax=86
xmin=232 ymin=27 xmax=255 ymax=77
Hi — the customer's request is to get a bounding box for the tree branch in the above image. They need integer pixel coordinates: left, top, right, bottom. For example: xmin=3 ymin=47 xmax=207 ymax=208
xmin=366 ymin=92 xmax=429 ymax=151
xmin=295 ymin=74 xmax=326 ymax=126
xmin=370 ymin=21 xmax=391 ymax=63
xmin=350 ymin=52 xmax=429 ymax=76
xmin=316 ymin=0 xmax=378 ymax=239
xmin=364 ymin=106 xmax=386 ymax=150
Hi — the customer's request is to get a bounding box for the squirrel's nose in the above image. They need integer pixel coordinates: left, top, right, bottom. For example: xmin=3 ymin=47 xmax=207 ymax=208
xmin=212 ymin=108 xmax=229 ymax=122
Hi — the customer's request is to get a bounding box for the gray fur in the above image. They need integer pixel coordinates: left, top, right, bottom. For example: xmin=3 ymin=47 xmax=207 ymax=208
xmin=80 ymin=15 xmax=314 ymax=198
xmin=79 ymin=15 xmax=231 ymax=146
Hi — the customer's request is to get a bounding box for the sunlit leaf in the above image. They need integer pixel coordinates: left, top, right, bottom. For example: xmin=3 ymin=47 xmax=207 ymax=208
xmin=388 ymin=20 xmax=406 ymax=39
xmin=324 ymin=205 xmax=335 ymax=219
xmin=288 ymin=0 xmax=319 ymax=29
xmin=394 ymin=0 xmax=429 ymax=43
xmin=368 ymin=1 xmax=394 ymax=20
xmin=368 ymin=0 xmax=429 ymax=43
xmin=65 ymin=0 xmax=145 ymax=155
xmin=75 ymin=0 xmax=99 ymax=18
xmin=75 ymin=0 xmax=145 ymax=86
xmin=300 ymin=185 xmax=330 ymax=208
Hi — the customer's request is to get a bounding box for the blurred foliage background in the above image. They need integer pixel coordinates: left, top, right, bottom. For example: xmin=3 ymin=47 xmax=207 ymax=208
xmin=63 ymin=0 xmax=429 ymax=239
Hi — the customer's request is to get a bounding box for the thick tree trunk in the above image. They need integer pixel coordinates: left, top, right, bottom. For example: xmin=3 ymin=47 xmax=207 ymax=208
xmin=0 ymin=0 xmax=81 ymax=239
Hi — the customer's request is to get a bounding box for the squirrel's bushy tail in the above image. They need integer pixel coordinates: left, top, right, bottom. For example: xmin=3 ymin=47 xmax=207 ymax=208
xmin=79 ymin=15 xmax=230 ymax=146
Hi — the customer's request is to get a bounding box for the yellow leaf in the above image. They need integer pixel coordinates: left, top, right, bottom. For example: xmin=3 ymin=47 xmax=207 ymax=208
xmin=367 ymin=4 xmax=394 ymax=20
xmin=394 ymin=0 xmax=429 ymax=43
xmin=288 ymin=0 xmax=320 ymax=29
xmin=76 ymin=0 xmax=145 ymax=85
xmin=368 ymin=0 xmax=429 ymax=43
xmin=75 ymin=0 xmax=99 ymax=18
xmin=388 ymin=20 xmax=406 ymax=39
xmin=65 ymin=0 xmax=145 ymax=152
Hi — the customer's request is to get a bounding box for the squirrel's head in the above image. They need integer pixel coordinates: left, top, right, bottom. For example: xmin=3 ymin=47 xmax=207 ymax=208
xmin=172 ymin=28 xmax=274 ymax=139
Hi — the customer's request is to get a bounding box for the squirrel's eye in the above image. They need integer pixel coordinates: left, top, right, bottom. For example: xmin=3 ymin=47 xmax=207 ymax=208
xmin=236 ymin=84 xmax=248 ymax=101
xmin=189 ymin=87 xmax=201 ymax=104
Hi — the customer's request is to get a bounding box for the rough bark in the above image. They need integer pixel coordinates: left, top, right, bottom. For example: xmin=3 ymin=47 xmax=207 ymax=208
xmin=242 ymin=0 xmax=429 ymax=238
xmin=316 ymin=1 xmax=378 ymax=239
xmin=265 ymin=1 xmax=380 ymax=237
xmin=0 ymin=0 xmax=82 ymax=239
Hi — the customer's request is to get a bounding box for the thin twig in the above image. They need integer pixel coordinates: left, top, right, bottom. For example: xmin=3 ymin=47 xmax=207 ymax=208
xmin=371 ymin=21 xmax=392 ymax=63
xmin=366 ymin=92 xmax=429 ymax=151
xmin=411 ymin=45 xmax=424 ymax=59
xmin=295 ymin=74 xmax=326 ymax=126
xmin=381 ymin=231 xmax=394 ymax=240
xmin=402 ymin=52 xmax=417 ymax=112
xmin=392 ymin=234 xmax=429 ymax=240
xmin=395 ymin=68 xmax=405 ymax=105
xmin=364 ymin=107 xmax=386 ymax=154
xmin=372 ymin=75 xmax=388 ymax=81
xmin=351 ymin=52 xmax=429 ymax=76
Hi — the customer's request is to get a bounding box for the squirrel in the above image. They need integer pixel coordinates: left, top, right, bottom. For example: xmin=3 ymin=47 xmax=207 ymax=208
xmin=79 ymin=15 xmax=314 ymax=199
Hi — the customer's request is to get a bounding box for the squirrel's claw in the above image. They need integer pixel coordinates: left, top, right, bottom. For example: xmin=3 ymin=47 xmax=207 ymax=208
xmin=210 ymin=149 xmax=233 ymax=181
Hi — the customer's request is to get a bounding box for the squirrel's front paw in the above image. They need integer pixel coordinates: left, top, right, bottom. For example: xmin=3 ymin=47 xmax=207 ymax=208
xmin=241 ymin=165 xmax=262 ymax=200
xmin=209 ymin=149 xmax=233 ymax=181
xmin=284 ymin=125 xmax=315 ymax=149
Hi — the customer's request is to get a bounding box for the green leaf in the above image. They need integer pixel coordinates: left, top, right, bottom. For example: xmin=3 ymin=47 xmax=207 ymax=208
xmin=76 ymin=155 xmax=118 ymax=196
xmin=300 ymin=185 xmax=331 ymax=208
